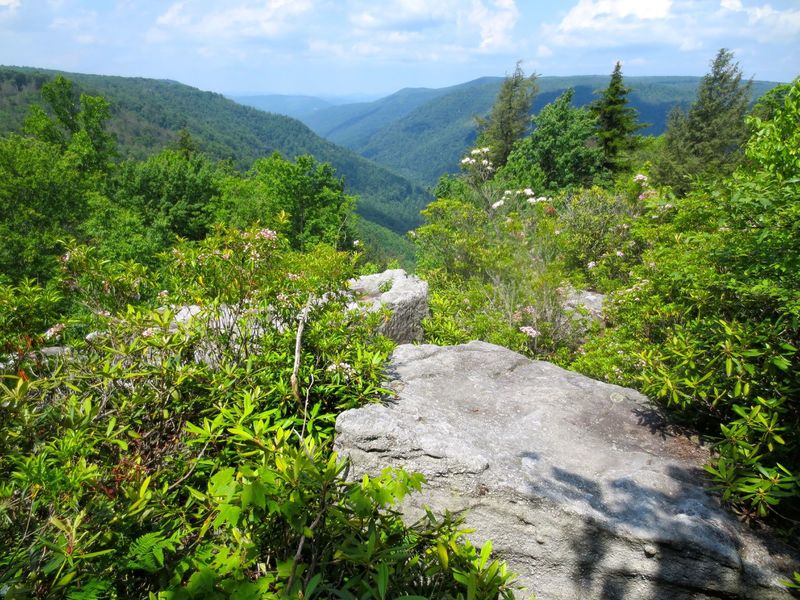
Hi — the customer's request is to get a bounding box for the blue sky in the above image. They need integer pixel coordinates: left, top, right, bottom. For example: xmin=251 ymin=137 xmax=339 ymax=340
xmin=1 ymin=0 xmax=798 ymax=97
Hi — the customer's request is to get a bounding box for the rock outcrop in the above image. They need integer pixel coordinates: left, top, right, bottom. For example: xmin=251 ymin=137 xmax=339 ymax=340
xmin=348 ymin=269 xmax=428 ymax=344
xmin=334 ymin=341 xmax=799 ymax=599
xmin=564 ymin=289 xmax=605 ymax=321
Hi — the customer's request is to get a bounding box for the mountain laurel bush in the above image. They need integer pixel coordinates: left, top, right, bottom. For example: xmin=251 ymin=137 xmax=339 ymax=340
xmin=0 ymin=226 xmax=521 ymax=599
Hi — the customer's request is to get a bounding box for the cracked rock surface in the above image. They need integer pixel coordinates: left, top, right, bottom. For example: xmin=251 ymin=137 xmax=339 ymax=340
xmin=334 ymin=341 xmax=799 ymax=599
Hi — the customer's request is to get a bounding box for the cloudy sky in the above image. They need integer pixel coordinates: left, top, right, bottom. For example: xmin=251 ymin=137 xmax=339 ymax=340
xmin=1 ymin=0 xmax=798 ymax=97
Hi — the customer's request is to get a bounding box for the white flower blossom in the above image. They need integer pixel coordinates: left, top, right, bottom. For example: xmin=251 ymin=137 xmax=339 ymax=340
xmin=327 ymin=361 xmax=356 ymax=379
xmin=256 ymin=228 xmax=277 ymax=241
xmin=44 ymin=323 xmax=65 ymax=340
xmin=491 ymin=200 xmax=504 ymax=210
xmin=519 ymin=326 xmax=540 ymax=338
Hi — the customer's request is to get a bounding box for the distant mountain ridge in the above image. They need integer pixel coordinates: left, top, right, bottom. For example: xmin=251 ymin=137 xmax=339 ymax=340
xmin=249 ymin=75 xmax=779 ymax=187
xmin=0 ymin=66 xmax=430 ymax=238
xmin=230 ymin=94 xmax=337 ymax=120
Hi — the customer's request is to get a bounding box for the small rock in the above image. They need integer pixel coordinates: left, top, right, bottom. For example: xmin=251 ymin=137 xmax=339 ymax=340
xmin=348 ymin=269 xmax=429 ymax=344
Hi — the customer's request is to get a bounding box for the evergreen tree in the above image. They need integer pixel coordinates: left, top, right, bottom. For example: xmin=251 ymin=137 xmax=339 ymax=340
xmin=653 ymin=48 xmax=752 ymax=195
xmin=591 ymin=61 xmax=645 ymax=172
xmin=476 ymin=61 xmax=538 ymax=168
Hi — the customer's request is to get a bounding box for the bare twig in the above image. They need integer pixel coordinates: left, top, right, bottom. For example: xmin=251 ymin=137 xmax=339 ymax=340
xmin=300 ymin=372 xmax=315 ymax=442
xmin=167 ymin=438 xmax=211 ymax=492
xmin=290 ymin=299 xmax=313 ymax=408
xmin=286 ymin=481 xmax=328 ymax=594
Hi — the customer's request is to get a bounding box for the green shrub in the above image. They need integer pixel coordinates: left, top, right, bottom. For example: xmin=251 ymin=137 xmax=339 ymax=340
xmin=0 ymin=226 xmax=522 ymax=599
xmin=417 ymin=164 xmax=591 ymax=363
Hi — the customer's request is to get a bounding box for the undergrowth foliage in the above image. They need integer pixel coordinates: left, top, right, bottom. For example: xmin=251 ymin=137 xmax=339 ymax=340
xmin=0 ymin=226 xmax=520 ymax=599
xmin=573 ymin=80 xmax=800 ymax=525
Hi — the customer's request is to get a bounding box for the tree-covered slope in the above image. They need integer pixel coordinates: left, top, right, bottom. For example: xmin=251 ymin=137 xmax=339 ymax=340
xmin=297 ymin=75 xmax=780 ymax=187
xmin=0 ymin=66 xmax=430 ymax=234
xmin=355 ymin=79 xmax=502 ymax=185
xmin=301 ymin=80 xmax=499 ymax=149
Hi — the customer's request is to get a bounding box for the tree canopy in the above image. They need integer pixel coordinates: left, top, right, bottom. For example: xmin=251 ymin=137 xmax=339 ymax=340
xmin=501 ymin=89 xmax=606 ymax=194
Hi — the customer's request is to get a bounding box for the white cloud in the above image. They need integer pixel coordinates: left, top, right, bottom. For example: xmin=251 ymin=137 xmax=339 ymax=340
xmin=537 ymin=44 xmax=552 ymax=58
xmin=348 ymin=0 xmax=453 ymax=31
xmin=156 ymin=2 xmax=189 ymax=27
xmin=153 ymin=0 xmax=313 ymax=40
xmin=557 ymin=0 xmax=672 ymax=34
xmin=467 ymin=0 xmax=519 ymax=52
xmin=0 ymin=0 xmax=20 ymax=8
xmin=721 ymin=0 xmax=743 ymax=10
xmin=745 ymin=3 xmax=800 ymax=40
xmin=344 ymin=0 xmax=519 ymax=58
xmin=540 ymin=0 xmax=800 ymax=53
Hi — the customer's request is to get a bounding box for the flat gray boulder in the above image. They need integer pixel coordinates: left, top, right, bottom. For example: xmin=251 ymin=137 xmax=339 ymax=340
xmin=334 ymin=341 xmax=799 ymax=599
xmin=348 ymin=269 xmax=428 ymax=344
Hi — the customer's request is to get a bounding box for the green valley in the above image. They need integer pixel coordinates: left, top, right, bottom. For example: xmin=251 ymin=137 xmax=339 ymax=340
xmin=0 ymin=66 xmax=429 ymax=251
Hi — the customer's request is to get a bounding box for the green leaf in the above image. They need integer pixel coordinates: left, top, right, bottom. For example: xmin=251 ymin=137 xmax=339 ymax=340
xmin=376 ymin=563 xmax=389 ymax=600
xmin=478 ymin=540 xmax=493 ymax=570
xmin=213 ymin=503 xmax=241 ymax=527
xmin=304 ymin=574 xmax=322 ymax=598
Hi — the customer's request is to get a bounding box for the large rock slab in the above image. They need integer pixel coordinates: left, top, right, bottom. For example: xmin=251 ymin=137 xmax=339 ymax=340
xmin=334 ymin=341 xmax=799 ymax=599
xmin=348 ymin=269 xmax=428 ymax=344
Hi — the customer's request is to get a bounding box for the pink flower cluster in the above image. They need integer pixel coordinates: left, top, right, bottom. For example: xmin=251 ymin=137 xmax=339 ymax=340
xmin=256 ymin=228 xmax=278 ymax=241
xmin=519 ymin=326 xmax=540 ymax=339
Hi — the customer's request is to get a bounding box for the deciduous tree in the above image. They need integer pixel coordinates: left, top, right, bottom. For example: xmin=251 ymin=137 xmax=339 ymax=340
xmin=501 ymin=89 xmax=606 ymax=194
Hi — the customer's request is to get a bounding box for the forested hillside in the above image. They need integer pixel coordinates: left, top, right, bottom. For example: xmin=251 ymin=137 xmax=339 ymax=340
xmin=0 ymin=66 xmax=429 ymax=238
xmin=294 ymin=75 xmax=779 ymax=186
